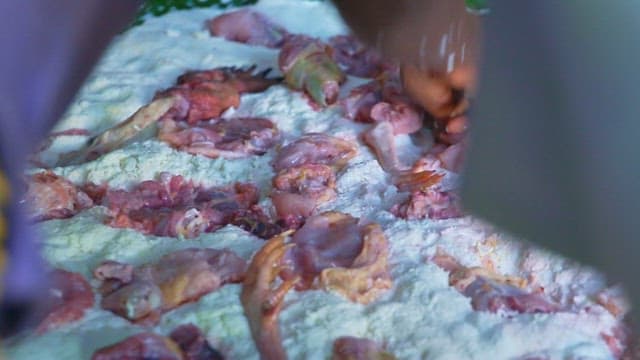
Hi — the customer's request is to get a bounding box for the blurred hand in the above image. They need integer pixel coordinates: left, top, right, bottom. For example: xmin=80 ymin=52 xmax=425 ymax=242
xmin=333 ymin=0 xmax=481 ymax=118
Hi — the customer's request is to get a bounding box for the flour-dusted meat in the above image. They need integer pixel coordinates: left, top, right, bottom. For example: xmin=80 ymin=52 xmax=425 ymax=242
xmin=207 ymin=9 xmax=288 ymax=48
xmin=96 ymin=248 xmax=246 ymax=324
xmin=391 ymin=190 xmax=463 ymax=220
xmin=102 ymin=174 xmax=275 ymax=239
xmin=432 ymin=252 xmax=560 ymax=314
xmin=273 ymin=133 xmax=357 ymax=172
xmin=271 ymin=164 xmax=337 ymax=225
xmin=329 ymin=35 xmax=386 ymax=78
xmin=158 ymin=117 xmax=279 ymax=159
xmin=332 ymin=336 xmax=396 ymax=360
xmin=25 ymin=171 xmax=94 ymax=221
xmin=169 ymin=324 xmax=224 ymax=360
xmin=92 ymin=333 xmax=183 ymax=360
xmin=36 ymin=269 xmax=94 ymax=334
xmin=285 ymin=212 xmax=392 ymax=303
xmin=279 ymin=35 xmax=346 ymax=107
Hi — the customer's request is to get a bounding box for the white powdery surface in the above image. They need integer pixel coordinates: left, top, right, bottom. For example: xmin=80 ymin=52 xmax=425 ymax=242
xmin=8 ymin=1 xmax=622 ymax=359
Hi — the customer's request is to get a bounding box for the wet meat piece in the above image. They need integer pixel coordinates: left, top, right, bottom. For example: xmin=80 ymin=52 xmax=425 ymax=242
xmin=241 ymin=214 xmax=391 ymax=359
xmin=272 ymin=133 xmax=355 ymax=229
xmin=102 ymin=173 xmax=205 ymax=213
xmin=393 ymin=169 xmax=445 ymax=194
xmin=362 ymin=121 xmax=403 ymax=173
xmin=176 ymin=66 xmax=279 ymax=96
xmin=392 ymin=149 xmax=462 ymax=194
xmin=227 ymin=205 xmax=284 ymax=241
xmin=391 ymin=190 xmax=463 ymax=220
xmin=427 ymin=142 xmax=467 ymax=173
xmin=341 ymin=76 xmax=423 ymax=134
xmin=92 ymin=333 xmax=183 ymax=360
xmin=287 ymin=212 xmax=392 ymax=303
xmin=25 ymin=171 xmax=94 ymax=221
xmin=80 ymin=182 xmax=109 ymax=204
xmin=93 ymin=260 xmax=134 ymax=284
xmin=96 ymin=248 xmax=246 ymax=323
xmin=432 ymin=252 xmax=560 ymax=314
xmin=102 ymin=174 xmax=273 ymax=239
xmin=156 ymin=66 xmax=280 ymax=124
xmin=273 ymin=133 xmax=357 ymax=172
xmin=370 ymin=79 xmax=423 ymax=135
xmin=207 ymin=9 xmax=288 ymax=48
xmin=36 ymin=269 xmax=94 ymax=334
xmin=57 ymin=96 xmax=186 ymax=166
xmin=332 ymin=336 xmax=396 ymax=360
xmin=370 ymin=101 xmax=423 ymax=135
xmin=279 ymin=35 xmax=346 ymax=106
xmin=56 ymin=67 xmax=278 ymax=166
xmin=391 ymin=152 xmax=464 ymax=220
xmin=341 ymin=80 xmax=383 ymax=122
xmin=595 ymin=286 xmax=630 ymax=319
xmin=432 ymin=115 xmax=469 ymax=145
xmin=158 ymin=117 xmax=279 ymax=159
xmin=241 ymin=234 xmax=297 ymax=360
xmin=329 ymin=35 xmax=386 ymax=78
xmin=287 ymin=212 xmax=361 ymax=288
xmin=109 ymin=207 xmax=219 ymax=239
xmin=169 ymin=324 xmax=224 ymax=360
xmin=601 ymin=325 xmax=637 ymax=359
xmin=464 ymin=276 xmax=561 ymax=314
xmin=271 ymin=164 xmax=337 ymax=223
xmin=157 ymin=83 xmax=239 ymax=125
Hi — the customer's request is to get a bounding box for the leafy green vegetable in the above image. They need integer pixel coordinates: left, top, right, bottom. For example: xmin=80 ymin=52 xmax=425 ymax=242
xmin=132 ymin=0 xmax=259 ymax=26
xmin=465 ymin=0 xmax=489 ymax=13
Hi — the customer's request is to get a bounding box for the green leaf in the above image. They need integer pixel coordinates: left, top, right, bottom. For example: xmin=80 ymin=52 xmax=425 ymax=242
xmin=132 ymin=0 xmax=259 ymax=27
xmin=465 ymin=0 xmax=489 ymax=12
